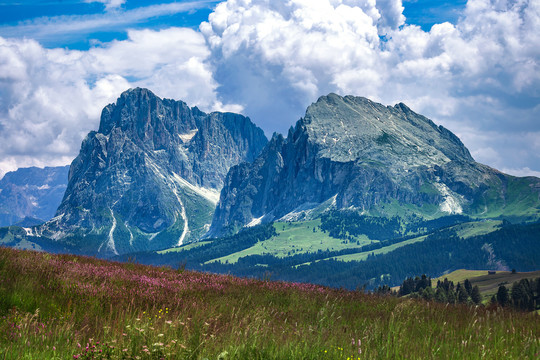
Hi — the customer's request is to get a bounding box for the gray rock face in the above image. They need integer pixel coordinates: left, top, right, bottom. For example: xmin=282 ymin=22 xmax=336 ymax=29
xmin=0 ymin=166 xmax=69 ymax=226
xmin=210 ymin=94 xmax=540 ymax=236
xmin=40 ymin=88 xmax=267 ymax=256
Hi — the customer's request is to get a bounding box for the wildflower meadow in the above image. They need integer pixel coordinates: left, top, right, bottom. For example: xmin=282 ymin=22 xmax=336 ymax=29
xmin=0 ymin=247 xmax=538 ymax=359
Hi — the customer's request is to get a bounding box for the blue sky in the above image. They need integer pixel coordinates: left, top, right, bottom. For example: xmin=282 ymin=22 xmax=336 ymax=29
xmin=0 ymin=0 xmax=538 ymax=178
xmin=0 ymin=0 xmax=465 ymax=49
xmin=0 ymin=0 xmax=217 ymax=49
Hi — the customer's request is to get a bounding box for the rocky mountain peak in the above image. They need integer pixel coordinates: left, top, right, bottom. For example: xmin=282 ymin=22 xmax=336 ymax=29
xmin=209 ymin=94 xmax=539 ymax=236
xmin=295 ymin=93 xmax=474 ymax=167
xmin=98 ymin=88 xmax=197 ymax=151
xmin=40 ymin=89 xmax=267 ymax=256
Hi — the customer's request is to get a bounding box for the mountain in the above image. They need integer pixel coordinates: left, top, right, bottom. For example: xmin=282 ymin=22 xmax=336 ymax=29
xmin=4 ymin=91 xmax=538 ymax=290
xmin=0 ymin=166 xmax=69 ymax=227
xmin=36 ymin=88 xmax=267 ymax=256
xmin=210 ymin=94 xmax=540 ymax=236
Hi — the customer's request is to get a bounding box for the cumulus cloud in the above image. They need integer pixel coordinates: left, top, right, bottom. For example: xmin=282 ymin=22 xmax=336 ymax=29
xmin=0 ymin=28 xmax=234 ymax=177
xmin=1 ymin=0 xmax=539 ymax=178
xmin=200 ymin=0 xmax=540 ymax=176
xmin=375 ymin=0 xmax=405 ymax=30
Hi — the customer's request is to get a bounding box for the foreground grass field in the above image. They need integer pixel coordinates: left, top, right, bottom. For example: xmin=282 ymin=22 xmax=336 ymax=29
xmin=0 ymin=247 xmax=538 ymax=359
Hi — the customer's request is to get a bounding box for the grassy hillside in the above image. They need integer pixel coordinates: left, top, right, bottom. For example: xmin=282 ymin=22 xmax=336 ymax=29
xmin=181 ymin=218 xmax=501 ymax=266
xmin=327 ymin=220 xmax=501 ymax=263
xmin=109 ymin=219 xmax=539 ymax=291
xmin=207 ymin=220 xmax=373 ymax=264
xmin=1 ymin=247 xmax=539 ymax=359
xmin=436 ymin=269 xmax=540 ymax=299
xmin=2 ymin=215 xmax=538 ymax=292
xmin=434 ymin=269 xmax=490 ymax=284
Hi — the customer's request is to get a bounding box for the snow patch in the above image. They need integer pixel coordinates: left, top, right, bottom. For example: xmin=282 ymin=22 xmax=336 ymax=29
xmin=434 ymin=182 xmax=463 ymax=214
xmin=279 ymin=202 xmax=320 ymax=222
xmin=23 ymin=227 xmax=33 ymax=236
xmin=50 ymin=231 xmax=66 ymax=240
xmin=246 ymin=215 xmax=264 ymax=227
xmin=178 ymin=129 xmax=198 ymax=143
xmin=172 ymin=187 xmax=189 ymax=247
xmin=329 ymin=194 xmax=338 ymax=207
xmin=126 ymin=222 xmax=134 ymax=246
xmin=279 ymin=194 xmax=338 ymax=222
xmin=172 ymin=173 xmax=220 ymax=204
xmin=48 ymin=213 xmax=65 ymax=223
xmin=98 ymin=209 xmax=119 ymax=255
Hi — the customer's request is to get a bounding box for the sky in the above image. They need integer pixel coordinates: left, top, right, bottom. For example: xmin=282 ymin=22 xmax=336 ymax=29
xmin=0 ymin=0 xmax=538 ymax=179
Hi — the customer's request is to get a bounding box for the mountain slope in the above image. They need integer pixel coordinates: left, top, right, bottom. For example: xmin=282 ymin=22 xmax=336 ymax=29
xmin=37 ymin=88 xmax=267 ymax=256
xmin=0 ymin=166 xmax=69 ymax=227
xmin=210 ymin=94 xmax=540 ymax=236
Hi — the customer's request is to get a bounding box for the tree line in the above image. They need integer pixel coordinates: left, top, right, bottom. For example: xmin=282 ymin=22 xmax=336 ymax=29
xmin=493 ymin=278 xmax=540 ymax=311
xmin=376 ymin=274 xmax=540 ymax=312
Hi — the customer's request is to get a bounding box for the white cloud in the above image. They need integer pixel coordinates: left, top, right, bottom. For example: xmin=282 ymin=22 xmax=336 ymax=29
xmin=201 ymin=0 xmax=540 ymax=176
xmin=86 ymin=0 xmax=126 ymax=11
xmin=0 ymin=27 xmax=235 ymax=178
xmin=375 ymin=0 xmax=405 ymax=30
xmin=0 ymin=0 xmax=539 ymax=178
xmin=0 ymin=1 xmax=216 ymax=44
xmin=501 ymin=167 xmax=540 ymax=178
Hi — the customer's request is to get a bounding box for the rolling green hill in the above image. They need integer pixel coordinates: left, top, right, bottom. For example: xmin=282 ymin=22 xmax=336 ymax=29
xmin=106 ymin=217 xmax=540 ymax=291
xmin=2 ymin=210 xmax=538 ymax=292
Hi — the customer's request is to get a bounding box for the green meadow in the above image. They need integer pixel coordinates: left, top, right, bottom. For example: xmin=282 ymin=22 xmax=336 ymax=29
xmin=1 ymin=247 xmax=538 ymax=359
xmin=207 ymin=220 xmax=373 ymax=264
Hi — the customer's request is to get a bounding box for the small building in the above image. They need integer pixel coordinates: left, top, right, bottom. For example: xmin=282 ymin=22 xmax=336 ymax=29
xmin=488 ymin=270 xmax=496 ymax=275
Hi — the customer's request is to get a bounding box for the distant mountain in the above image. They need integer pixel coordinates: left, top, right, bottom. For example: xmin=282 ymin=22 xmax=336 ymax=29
xmin=36 ymin=88 xmax=267 ymax=256
xmin=0 ymin=166 xmax=69 ymax=227
xmin=210 ymin=94 xmax=540 ymax=236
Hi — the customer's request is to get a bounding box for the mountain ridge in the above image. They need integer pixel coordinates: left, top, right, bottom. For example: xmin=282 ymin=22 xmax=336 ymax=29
xmin=0 ymin=166 xmax=69 ymax=227
xmin=209 ymin=93 xmax=540 ymax=236
xmin=2 ymin=90 xmax=539 ymax=261
xmin=37 ymin=88 xmax=268 ymax=256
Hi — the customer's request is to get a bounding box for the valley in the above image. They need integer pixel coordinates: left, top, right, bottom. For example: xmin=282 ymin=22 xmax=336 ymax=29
xmin=0 ymin=89 xmax=538 ymax=294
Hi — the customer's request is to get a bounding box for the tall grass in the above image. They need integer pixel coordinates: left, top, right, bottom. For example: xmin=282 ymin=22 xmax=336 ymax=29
xmin=0 ymin=247 xmax=538 ymax=359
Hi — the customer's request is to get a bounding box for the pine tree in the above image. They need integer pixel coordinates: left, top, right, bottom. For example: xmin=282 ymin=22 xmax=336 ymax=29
xmin=471 ymin=285 xmax=482 ymax=304
xmin=511 ymin=279 xmax=534 ymax=311
xmin=497 ymin=285 xmax=510 ymax=307
xmin=464 ymin=279 xmax=473 ymax=296
xmin=422 ymin=286 xmax=434 ymax=301
xmin=535 ymin=277 xmax=540 ymax=309
xmin=399 ymin=277 xmax=415 ymax=296
xmin=457 ymin=287 xmax=469 ymax=303
xmin=435 ymin=287 xmax=447 ymax=303
xmin=447 ymin=288 xmax=456 ymax=304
